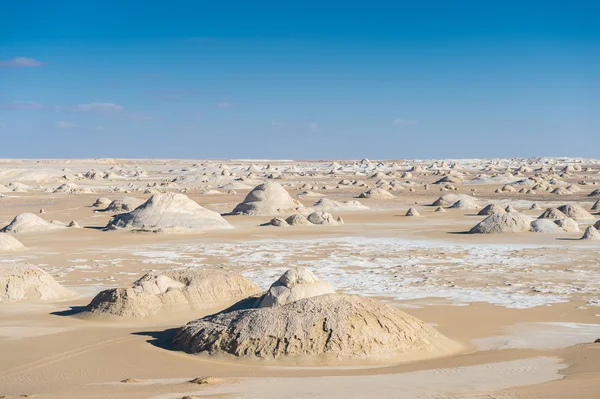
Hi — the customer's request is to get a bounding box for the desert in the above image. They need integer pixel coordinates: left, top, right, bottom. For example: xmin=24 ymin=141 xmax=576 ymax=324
xmin=2 ymin=3 xmax=598 ymax=398
xmin=0 ymin=157 xmax=599 ymax=398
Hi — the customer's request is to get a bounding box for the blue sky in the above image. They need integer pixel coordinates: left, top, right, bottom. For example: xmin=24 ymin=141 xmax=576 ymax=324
xmin=1 ymin=1 xmax=598 ymax=159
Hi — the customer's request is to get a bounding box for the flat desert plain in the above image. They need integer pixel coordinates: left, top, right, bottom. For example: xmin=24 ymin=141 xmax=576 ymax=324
xmin=0 ymin=157 xmax=599 ymax=399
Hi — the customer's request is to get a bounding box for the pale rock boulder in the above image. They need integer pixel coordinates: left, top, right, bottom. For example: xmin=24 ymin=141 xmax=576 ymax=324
xmin=53 ymin=182 xmax=93 ymax=194
xmin=285 ymin=214 xmax=311 ymax=226
xmin=357 ymin=187 xmax=395 ymax=199
xmin=531 ymin=219 xmax=564 ymax=233
xmin=588 ymin=189 xmax=600 ymax=197
xmin=101 ymin=197 xmax=144 ymax=213
xmin=430 ymin=194 xmax=474 ymax=207
xmin=469 ymin=213 xmax=533 ymax=234
xmin=86 ymin=269 xmax=260 ymax=318
xmin=173 ymin=292 xmax=459 ymax=362
xmin=0 ymin=264 xmax=74 ymax=302
xmin=1 ymin=213 xmax=65 ymax=234
xmin=556 ymin=204 xmax=595 ymax=221
xmin=433 ymin=175 xmax=464 ymax=184
xmin=566 ymin=184 xmax=581 ymax=193
xmin=0 ymin=233 xmax=25 ymax=252
xmin=477 ymin=204 xmax=506 ymax=216
xmin=581 ymin=225 xmax=600 ymax=240
xmin=106 ymin=193 xmax=231 ymax=232
xmin=269 ymin=217 xmax=289 ymax=227
xmin=405 ymin=208 xmax=420 ymax=216
xmin=538 ymin=208 xmax=568 ymax=221
xmin=434 ymin=206 xmax=446 ymax=213
xmin=448 ymin=198 xmax=478 ymax=210
xmin=230 ymin=182 xmax=305 ymax=216
xmin=255 ymin=269 xmax=336 ymax=308
xmin=307 ymin=211 xmax=343 ymax=225
xmin=555 ymin=218 xmax=580 ymax=232
xmin=92 ymin=197 xmax=113 ymax=208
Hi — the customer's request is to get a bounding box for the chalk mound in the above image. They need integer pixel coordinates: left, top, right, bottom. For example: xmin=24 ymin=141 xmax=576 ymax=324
xmin=285 ymin=214 xmax=311 ymax=226
xmin=307 ymin=211 xmax=343 ymax=225
xmin=255 ymin=269 xmax=336 ymax=308
xmin=102 ymin=197 xmax=144 ymax=213
xmin=581 ymin=225 xmax=600 ymax=240
xmin=0 ymin=233 xmax=25 ymax=252
xmin=68 ymin=220 xmax=81 ymax=228
xmin=357 ymin=188 xmax=395 ymax=199
xmin=92 ymin=197 xmax=112 ymax=208
xmin=555 ymin=217 xmax=580 ymax=232
xmin=531 ymin=219 xmax=565 ymax=233
xmin=449 ymin=198 xmax=479 ymax=210
xmin=556 ymin=204 xmax=595 ymax=221
xmin=478 ymin=204 xmax=506 ymax=216
xmin=87 ymin=269 xmax=260 ymax=318
xmin=312 ymin=198 xmax=368 ymax=211
xmin=405 ymin=208 xmax=420 ymax=216
xmin=230 ymin=182 xmax=305 ymax=216
xmin=173 ymin=293 xmax=459 ymax=363
xmin=53 ymin=182 xmax=92 ymax=194
xmin=431 ymin=194 xmax=473 ymax=207
xmin=587 ymin=189 xmax=600 ymax=197
xmin=433 ymin=175 xmax=464 ymax=184
xmin=269 ymin=217 xmax=289 ymax=227
xmin=469 ymin=213 xmax=533 ymax=234
xmin=538 ymin=208 xmax=568 ymax=221
xmin=0 ymin=264 xmax=74 ymax=302
xmin=1 ymin=213 xmax=65 ymax=234
xmin=106 ymin=193 xmax=231 ymax=232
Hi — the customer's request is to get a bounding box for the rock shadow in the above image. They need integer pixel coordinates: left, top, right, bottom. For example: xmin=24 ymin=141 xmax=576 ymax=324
xmin=51 ymin=305 xmax=88 ymax=316
xmin=132 ymin=328 xmax=179 ymax=350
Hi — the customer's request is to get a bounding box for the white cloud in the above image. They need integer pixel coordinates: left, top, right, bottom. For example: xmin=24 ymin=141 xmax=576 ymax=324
xmin=216 ymin=101 xmax=234 ymax=108
xmin=393 ymin=118 xmax=418 ymax=126
xmin=76 ymin=102 xmax=124 ymax=113
xmin=55 ymin=121 xmax=79 ymax=129
xmin=0 ymin=57 xmax=43 ymax=68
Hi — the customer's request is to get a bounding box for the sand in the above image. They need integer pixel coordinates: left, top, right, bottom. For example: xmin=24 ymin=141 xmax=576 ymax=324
xmin=0 ymin=157 xmax=598 ymax=398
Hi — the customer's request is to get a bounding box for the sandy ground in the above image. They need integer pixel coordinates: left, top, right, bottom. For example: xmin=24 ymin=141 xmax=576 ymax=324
xmin=0 ymin=158 xmax=599 ymax=398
